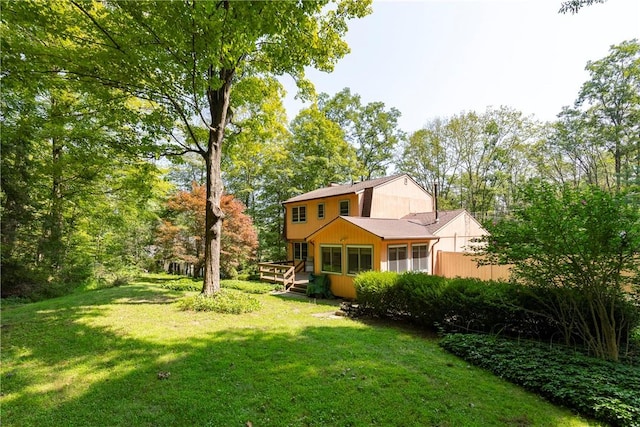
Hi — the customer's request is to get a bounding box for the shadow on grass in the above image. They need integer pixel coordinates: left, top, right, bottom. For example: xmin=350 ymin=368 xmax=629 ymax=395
xmin=1 ymin=284 xmax=594 ymax=427
xmin=134 ymin=274 xmax=196 ymax=285
xmin=271 ymin=292 xmax=343 ymax=309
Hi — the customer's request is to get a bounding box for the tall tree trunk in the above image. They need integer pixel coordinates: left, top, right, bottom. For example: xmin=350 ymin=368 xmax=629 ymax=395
xmin=201 ymin=68 xmax=234 ymax=296
xmin=48 ymin=136 xmax=64 ymax=269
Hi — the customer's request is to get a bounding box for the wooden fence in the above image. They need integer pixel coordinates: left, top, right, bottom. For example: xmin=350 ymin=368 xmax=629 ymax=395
xmin=435 ymin=251 xmax=512 ymax=281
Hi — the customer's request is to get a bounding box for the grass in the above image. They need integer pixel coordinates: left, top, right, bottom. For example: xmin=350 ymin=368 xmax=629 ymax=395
xmin=1 ymin=274 xmax=600 ymax=426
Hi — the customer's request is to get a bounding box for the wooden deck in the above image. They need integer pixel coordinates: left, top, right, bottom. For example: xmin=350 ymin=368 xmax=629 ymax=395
xmin=258 ymin=261 xmax=309 ymax=293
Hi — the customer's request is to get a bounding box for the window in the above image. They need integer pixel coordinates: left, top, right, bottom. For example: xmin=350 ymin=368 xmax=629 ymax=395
xmin=412 ymin=244 xmax=429 ymax=272
xmin=321 ymin=245 xmax=342 ymax=274
xmin=388 ymin=245 xmax=408 ymax=273
xmin=293 ymin=242 xmax=308 ymax=260
xmin=317 ymin=203 xmax=325 ymax=220
xmin=292 ymin=206 xmax=306 ymax=223
xmin=339 ymin=200 xmax=350 ymax=216
xmin=347 ymin=246 xmax=372 ymax=275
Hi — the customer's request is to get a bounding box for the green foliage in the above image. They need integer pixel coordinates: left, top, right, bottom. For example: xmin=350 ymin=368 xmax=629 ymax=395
xmin=395 ymin=272 xmax=447 ymax=326
xmin=553 ymin=39 xmax=640 ymax=190
xmin=3 ymin=0 xmax=372 ymax=297
xmin=396 ymin=107 xmax=539 ymax=214
xmin=177 ymin=290 xmax=261 ymax=314
xmin=220 ymin=279 xmax=277 ymax=294
xmin=353 ymin=271 xmax=403 ymax=317
xmin=481 ymin=182 xmax=640 ymax=360
xmin=352 ymin=271 xmax=640 ymax=356
xmin=159 ymin=277 xmax=276 ymax=294
xmin=159 ymin=278 xmax=202 ymax=292
xmin=440 ymin=334 xmax=640 ymax=427
xmin=287 ymin=106 xmax=361 ymax=193
xmin=318 ymin=87 xmax=405 ymax=180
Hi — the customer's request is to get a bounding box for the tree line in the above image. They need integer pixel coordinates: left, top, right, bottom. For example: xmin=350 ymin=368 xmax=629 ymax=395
xmin=1 ymin=0 xmax=638 ymax=300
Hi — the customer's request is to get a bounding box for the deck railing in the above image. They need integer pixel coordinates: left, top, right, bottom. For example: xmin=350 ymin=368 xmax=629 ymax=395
xmin=258 ymin=260 xmax=304 ymax=289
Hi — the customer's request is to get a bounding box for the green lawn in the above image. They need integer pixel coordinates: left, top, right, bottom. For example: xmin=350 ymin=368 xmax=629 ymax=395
xmin=1 ymin=275 xmax=599 ymax=426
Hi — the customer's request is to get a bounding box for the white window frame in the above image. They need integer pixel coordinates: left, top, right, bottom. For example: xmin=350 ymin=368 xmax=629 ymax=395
xmin=317 ymin=203 xmax=325 ymax=220
xmin=388 ymin=245 xmax=408 ymax=273
xmin=346 ymin=245 xmax=373 ymax=276
xmin=291 ymin=205 xmax=307 ymax=223
xmin=411 ymin=244 xmax=429 ymax=273
xmin=320 ymin=245 xmax=343 ymax=275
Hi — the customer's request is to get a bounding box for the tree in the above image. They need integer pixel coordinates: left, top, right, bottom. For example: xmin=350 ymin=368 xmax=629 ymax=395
xmin=447 ymin=107 xmax=532 ymax=214
xmin=572 ymin=39 xmax=640 ymax=191
xmin=287 ymin=106 xmax=361 ymax=193
xmin=552 ymin=106 xmax=615 ymax=189
xmin=396 ymin=118 xmax=459 ymax=209
xmin=480 ymin=182 xmax=640 ymax=361
xmin=5 ymin=0 xmax=372 ymax=296
xmin=157 ymin=184 xmax=258 ymax=278
xmin=319 ymin=88 xmax=405 ymax=180
xmin=222 ymin=77 xmax=291 ymax=215
xmin=559 ymin=0 xmax=606 ymax=14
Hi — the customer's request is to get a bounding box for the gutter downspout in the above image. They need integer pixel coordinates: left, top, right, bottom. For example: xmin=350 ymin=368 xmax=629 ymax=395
xmin=430 ymin=237 xmax=441 ymax=275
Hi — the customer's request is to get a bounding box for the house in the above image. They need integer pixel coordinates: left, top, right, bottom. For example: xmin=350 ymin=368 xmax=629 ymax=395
xmin=261 ymin=174 xmax=488 ymax=299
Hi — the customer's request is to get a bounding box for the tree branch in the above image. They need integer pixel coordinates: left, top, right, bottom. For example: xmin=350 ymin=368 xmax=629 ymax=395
xmin=70 ymin=1 xmax=123 ymax=52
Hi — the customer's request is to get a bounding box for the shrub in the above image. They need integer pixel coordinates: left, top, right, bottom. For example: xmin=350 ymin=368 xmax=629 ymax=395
xmin=352 ymin=271 xmax=640 ymax=355
xmin=160 ymin=277 xmax=202 ymax=292
xmin=479 ymin=183 xmax=640 ymax=360
xmin=435 ymin=278 xmax=549 ymax=337
xmin=221 ymin=279 xmax=277 ymax=294
xmin=177 ymin=289 xmax=261 ymax=314
xmin=353 ymin=271 xmax=403 ymax=317
xmin=396 ymin=272 xmax=447 ymax=327
xmin=440 ymin=334 xmax=640 ymax=427
xmin=521 ymin=285 xmax=640 ymax=357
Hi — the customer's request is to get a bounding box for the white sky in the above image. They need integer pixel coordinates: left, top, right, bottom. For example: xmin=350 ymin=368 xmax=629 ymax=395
xmin=281 ymin=0 xmax=640 ymax=133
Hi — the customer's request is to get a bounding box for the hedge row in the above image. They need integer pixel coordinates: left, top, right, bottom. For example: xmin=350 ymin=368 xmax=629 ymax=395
xmin=352 ymin=271 xmax=639 ymax=347
xmin=440 ymin=334 xmax=640 ymax=427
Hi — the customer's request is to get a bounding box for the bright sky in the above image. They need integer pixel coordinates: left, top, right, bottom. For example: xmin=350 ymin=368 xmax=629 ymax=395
xmin=282 ymin=0 xmax=640 ymax=133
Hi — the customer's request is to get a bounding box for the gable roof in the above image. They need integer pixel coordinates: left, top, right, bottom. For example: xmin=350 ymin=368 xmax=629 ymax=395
xmin=284 ymin=174 xmax=412 ymax=204
xmin=339 ymin=217 xmax=437 ymax=240
xmin=306 ymin=209 xmax=477 ymax=242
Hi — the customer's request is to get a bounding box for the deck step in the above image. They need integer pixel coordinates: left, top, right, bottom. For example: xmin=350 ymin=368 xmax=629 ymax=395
xmin=288 ymin=283 xmax=308 ymax=294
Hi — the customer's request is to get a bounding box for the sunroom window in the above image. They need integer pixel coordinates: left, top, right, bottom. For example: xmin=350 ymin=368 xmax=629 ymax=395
xmin=388 ymin=245 xmax=407 ymax=273
xmin=347 ymin=246 xmax=372 ymax=275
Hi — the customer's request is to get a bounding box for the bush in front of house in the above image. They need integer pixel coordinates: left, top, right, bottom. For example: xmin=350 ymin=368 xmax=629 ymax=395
xmin=353 ymin=271 xmax=404 ymax=318
xmin=439 ymin=333 xmax=640 ymax=427
xmin=395 ymin=272 xmax=447 ymax=326
xmin=434 ymin=278 xmax=563 ymax=339
xmin=354 ymin=272 xmax=551 ymax=338
xmin=354 ymin=271 xmax=640 ymax=356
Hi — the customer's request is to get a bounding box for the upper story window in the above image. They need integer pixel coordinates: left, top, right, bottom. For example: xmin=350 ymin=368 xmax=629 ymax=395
xmin=339 ymin=200 xmax=350 ymax=216
xmin=292 ymin=206 xmax=306 ymax=223
xmin=317 ymin=203 xmax=325 ymax=220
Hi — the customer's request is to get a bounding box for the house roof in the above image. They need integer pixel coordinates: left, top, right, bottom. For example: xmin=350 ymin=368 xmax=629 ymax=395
xmin=284 ymin=174 xmax=410 ymax=204
xmin=339 ymin=216 xmax=438 ymax=240
xmin=306 ymin=209 xmax=476 ymax=242
xmin=401 ymin=209 xmax=467 ymax=234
